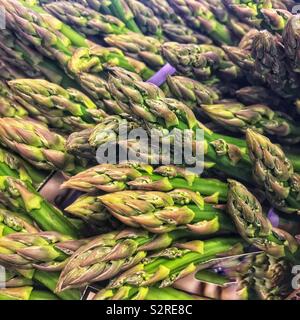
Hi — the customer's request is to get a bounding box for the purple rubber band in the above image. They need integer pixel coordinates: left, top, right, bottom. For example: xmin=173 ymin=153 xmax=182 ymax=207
xmin=146 ymin=63 xmax=177 ymax=86
xmin=267 ymin=208 xmax=280 ymax=228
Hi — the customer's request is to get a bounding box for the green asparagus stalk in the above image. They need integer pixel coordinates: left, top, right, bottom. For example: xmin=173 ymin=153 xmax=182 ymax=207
xmin=235 ymin=86 xmax=284 ymax=107
xmin=260 ymin=8 xmax=292 ymax=32
xmin=222 ymin=44 xmax=263 ymax=84
xmin=246 ymin=129 xmax=300 ymax=214
xmin=68 ymin=189 xmax=234 ymax=234
xmin=0 ymin=80 xmax=28 ymax=118
xmin=161 ymin=42 xmax=241 ymax=82
xmin=2 ymin=270 xmax=34 ymax=288
xmin=162 ymin=23 xmax=213 ymax=44
xmin=118 ymin=0 xmax=162 ymax=37
xmin=224 ymin=0 xmax=292 ymax=32
xmin=0 ymin=117 xmax=81 ymax=173
xmin=92 ymin=237 xmax=245 ymax=300
xmin=56 ymin=228 xmax=198 ymax=291
xmin=8 ymin=79 xmax=108 ymax=133
xmin=0 ymin=231 xmax=89 ymax=270
xmin=0 ymin=286 xmax=59 ymax=300
xmin=251 ymin=30 xmax=300 ymax=99
xmin=0 ymin=266 xmax=81 ymax=300
xmin=144 ymin=287 xmax=198 ymax=300
xmin=0 ymin=208 xmax=39 ymax=234
xmin=64 ymin=194 xmax=111 ymax=226
xmin=33 ymin=270 xmax=81 ymax=300
xmin=0 ymin=60 xmax=28 ymax=82
xmin=227 ymin=179 xmax=298 ymax=258
xmin=61 ymin=163 xmax=229 ymax=201
xmin=139 ymin=0 xmax=183 ymax=24
xmin=167 ymin=0 xmax=233 ymax=45
xmin=282 ymin=16 xmax=300 ymax=73
xmin=137 ymin=0 xmax=210 ymax=43
xmin=240 ymin=252 xmax=292 ymax=300
xmin=105 ymin=33 xmax=165 ymax=69
xmin=201 ymin=101 xmax=300 ymax=143
xmin=108 ymin=0 xmax=142 ymax=32
xmin=73 ymin=0 xmax=113 ymax=13
xmin=65 ymin=189 xmax=234 ymax=235
xmin=0 ymin=29 xmax=72 ymax=85
xmin=45 ymin=1 xmax=127 ymax=36
xmin=0 ymin=176 xmax=80 ymax=237
xmin=167 ymin=76 xmax=220 ymax=108
xmin=0 ymin=147 xmax=50 ymax=190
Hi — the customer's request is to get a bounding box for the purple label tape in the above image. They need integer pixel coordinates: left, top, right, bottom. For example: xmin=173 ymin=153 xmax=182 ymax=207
xmin=146 ymin=63 xmax=176 ymax=86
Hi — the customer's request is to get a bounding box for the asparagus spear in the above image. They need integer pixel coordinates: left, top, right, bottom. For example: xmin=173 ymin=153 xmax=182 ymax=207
xmin=0 ymin=147 xmax=50 ymax=190
xmin=224 ymin=0 xmax=292 ymax=32
xmin=162 ymin=23 xmax=213 ymax=44
xmin=0 ymin=208 xmax=39 ymax=234
xmin=137 ymin=0 xmax=212 ymax=43
xmin=143 ymin=287 xmax=198 ymax=300
xmin=167 ymin=0 xmax=233 ymax=45
xmin=235 ymin=86 xmax=284 ymax=107
xmin=248 ymin=253 xmax=292 ymax=300
xmin=56 ymin=228 xmax=197 ymax=291
xmin=0 ymin=231 xmax=88 ymax=270
xmin=74 ymin=0 xmax=113 ymax=11
xmin=161 ymin=42 xmax=241 ymax=82
xmin=0 ymin=29 xmax=70 ymax=85
xmin=246 ymin=129 xmax=300 ymax=214
xmin=0 ymin=176 xmax=80 ymax=237
xmin=0 ymin=117 xmax=81 ymax=173
xmin=167 ymin=76 xmax=220 ymax=108
xmin=0 ymin=80 xmax=28 ymax=118
xmin=227 ymin=179 xmax=298 ymax=258
xmin=105 ymin=33 xmax=165 ymax=69
xmin=0 ymin=286 xmax=59 ymax=300
xmin=282 ymin=16 xmax=300 ymax=73
xmin=106 ymin=0 xmax=141 ymax=32
xmin=68 ymin=189 xmax=234 ymax=234
xmin=140 ymin=0 xmax=182 ymax=24
xmin=8 ymin=79 xmax=108 ymax=133
xmin=251 ymin=30 xmax=300 ymax=99
xmin=61 ymin=163 xmax=229 ymax=201
xmin=45 ymin=1 xmax=127 ymax=36
xmin=201 ymin=101 xmax=300 ymax=143
xmin=92 ymin=237 xmax=245 ymax=299
xmin=0 ymin=60 xmax=28 ymax=82
xmin=117 ymin=0 xmax=162 ymax=37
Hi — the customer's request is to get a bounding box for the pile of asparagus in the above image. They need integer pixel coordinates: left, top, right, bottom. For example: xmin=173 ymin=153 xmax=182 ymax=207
xmin=0 ymin=0 xmax=299 ymax=300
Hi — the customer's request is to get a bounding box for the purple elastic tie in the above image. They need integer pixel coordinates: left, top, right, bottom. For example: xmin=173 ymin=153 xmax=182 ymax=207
xmin=267 ymin=208 xmax=280 ymax=228
xmin=146 ymin=63 xmax=176 ymax=86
